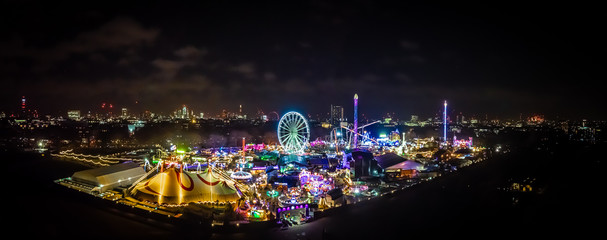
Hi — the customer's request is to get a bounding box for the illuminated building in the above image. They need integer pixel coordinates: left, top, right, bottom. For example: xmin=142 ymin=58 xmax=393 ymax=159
xmin=453 ymin=136 xmax=473 ymax=149
xmin=20 ymin=95 xmax=37 ymax=118
xmin=121 ymin=107 xmax=128 ymax=118
xmin=21 ymin=95 xmax=26 ymax=112
xmin=231 ymin=171 xmax=252 ymax=182
xmin=405 ymin=115 xmax=420 ymax=126
xmin=456 ymin=112 xmax=465 ymax=124
xmin=349 ymin=150 xmax=380 ymax=178
xmin=384 ymin=159 xmax=424 ymax=179
xmin=183 ymin=105 xmax=189 ymax=119
xmin=175 ymin=105 xmax=190 ymax=119
xmin=389 ymin=130 xmax=401 ymax=141
xmin=330 ymin=104 xmax=344 ymax=127
xmin=67 ymin=162 xmax=146 ymax=193
xmin=127 ymin=121 xmax=145 ymax=135
xmin=527 ymin=115 xmax=545 ymax=125
xmin=67 ymin=110 xmax=81 ymax=120
xmin=143 ymin=110 xmax=154 ymax=119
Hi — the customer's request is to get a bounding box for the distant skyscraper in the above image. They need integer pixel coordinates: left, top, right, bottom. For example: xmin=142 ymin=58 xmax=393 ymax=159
xmin=21 ymin=96 xmax=26 ymax=111
xmin=330 ymin=105 xmax=344 ymax=127
xmin=122 ymin=108 xmax=128 ymax=118
xmin=456 ymin=112 xmax=465 ymax=124
xmin=68 ymin=110 xmax=81 ymax=120
xmin=178 ymin=105 xmax=189 ymax=119
xmin=411 ymin=115 xmax=419 ymax=122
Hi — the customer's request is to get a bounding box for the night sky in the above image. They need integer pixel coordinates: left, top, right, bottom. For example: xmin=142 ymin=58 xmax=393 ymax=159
xmin=1 ymin=1 xmax=604 ymax=120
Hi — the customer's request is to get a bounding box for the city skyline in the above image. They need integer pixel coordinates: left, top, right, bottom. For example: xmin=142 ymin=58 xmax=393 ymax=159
xmin=1 ymin=2 xmax=604 ymax=120
xmin=6 ymin=94 xmax=570 ymax=123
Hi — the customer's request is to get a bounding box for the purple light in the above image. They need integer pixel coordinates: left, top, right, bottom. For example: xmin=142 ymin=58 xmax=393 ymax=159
xmin=353 ymin=94 xmax=358 ymax=148
xmin=443 ymin=100 xmax=447 ymax=145
xmin=244 ymin=143 xmax=265 ymax=151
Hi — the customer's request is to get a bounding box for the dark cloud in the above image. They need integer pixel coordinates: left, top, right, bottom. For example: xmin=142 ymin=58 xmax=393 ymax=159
xmin=0 ymin=1 xmax=605 ymax=119
xmin=55 ymin=17 xmax=159 ymax=53
xmin=151 ymin=58 xmax=190 ymax=79
xmin=229 ymin=63 xmax=256 ymax=79
xmin=174 ymin=45 xmax=207 ymax=59
xmin=1 ymin=17 xmax=159 ymax=73
xmin=400 ymin=40 xmax=420 ymax=51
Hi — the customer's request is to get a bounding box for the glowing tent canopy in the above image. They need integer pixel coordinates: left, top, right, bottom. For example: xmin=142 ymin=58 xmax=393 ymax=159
xmin=230 ymin=171 xmax=252 ymax=180
xmin=385 ymin=160 xmax=424 ymax=171
xmin=131 ymin=167 xmax=240 ymax=205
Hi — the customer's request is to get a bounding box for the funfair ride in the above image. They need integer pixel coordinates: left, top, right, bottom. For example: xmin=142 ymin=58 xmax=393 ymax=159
xmin=277 ymin=111 xmax=310 ymax=154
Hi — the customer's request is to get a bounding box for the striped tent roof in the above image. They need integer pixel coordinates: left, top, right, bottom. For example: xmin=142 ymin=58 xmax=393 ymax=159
xmin=131 ymin=167 xmax=240 ymax=205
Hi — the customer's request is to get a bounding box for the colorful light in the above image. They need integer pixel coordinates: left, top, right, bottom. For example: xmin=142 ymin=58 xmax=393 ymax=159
xmin=244 ymin=143 xmax=265 ymax=151
xmin=266 ymin=190 xmax=279 ymax=198
xmin=453 ymin=136 xmax=473 ymax=148
xmin=443 ymin=100 xmax=447 ymax=145
xmin=230 ymin=171 xmax=252 ymax=180
xmin=353 ymin=94 xmax=358 ymax=148
xmin=298 ymin=170 xmax=333 ymax=196
xmin=277 ymin=111 xmax=310 ymax=153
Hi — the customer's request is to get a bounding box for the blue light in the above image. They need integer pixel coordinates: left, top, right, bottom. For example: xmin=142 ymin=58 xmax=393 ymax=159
xmin=443 ymin=100 xmax=447 ymax=145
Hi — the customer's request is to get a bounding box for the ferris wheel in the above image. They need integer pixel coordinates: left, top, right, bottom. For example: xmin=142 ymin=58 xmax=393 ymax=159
xmin=278 ymin=111 xmax=310 ymax=153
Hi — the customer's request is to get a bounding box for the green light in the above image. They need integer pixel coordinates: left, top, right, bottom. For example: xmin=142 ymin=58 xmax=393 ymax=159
xmin=266 ymin=190 xmax=279 ymax=198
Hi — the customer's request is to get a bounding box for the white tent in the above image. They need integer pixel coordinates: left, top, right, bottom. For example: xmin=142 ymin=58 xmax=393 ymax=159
xmin=385 ymin=160 xmax=424 ymax=171
xmin=71 ymin=162 xmax=145 ymax=192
